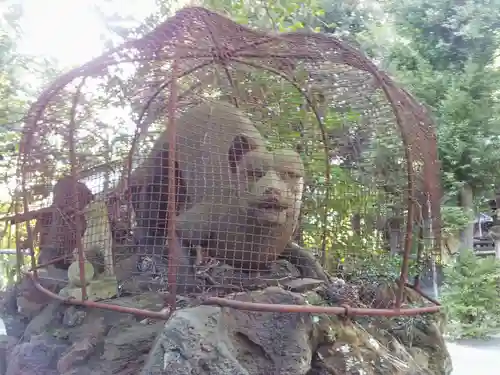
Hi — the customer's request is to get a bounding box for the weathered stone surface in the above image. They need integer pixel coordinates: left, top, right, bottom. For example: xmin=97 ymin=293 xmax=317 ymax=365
xmin=0 ymin=315 xmax=27 ymax=339
xmin=144 ymin=287 xmax=314 ymax=375
xmin=0 ymin=292 xmax=168 ymax=375
xmin=0 ymin=335 xmax=17 ymax=375
xmin=23 ymin=301 xmax=65 ymax=341
xmin=4 ymin=271 xmax=66 ymax=321
xmin=60 ymin=276 xmax=118 ymax=302
xmin=0 ymin=263 xmax=451 ymax=375
xmin=67 ymin=261 xmax=95 ymax=287
xmin=6 ymin=334 xmax=69 ymax=375
xmin=143 ymin=286 xmax=451 ymax=375
xmin=102 ymin=323 xmax=162 ymax=373
xmin=57 ymin=317 xmax=107 ymax=373
xmin=62 ymin=306 xmax=86 ymax=328
xmin=283 ymin=277 xmax=325 ymax=292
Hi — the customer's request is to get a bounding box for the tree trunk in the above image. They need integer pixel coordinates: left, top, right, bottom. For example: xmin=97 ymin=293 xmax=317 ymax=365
xmin=459 ymin=183 xmax=474 ymax=254
xmin=351 ymin=213 xmax=361 ymax=236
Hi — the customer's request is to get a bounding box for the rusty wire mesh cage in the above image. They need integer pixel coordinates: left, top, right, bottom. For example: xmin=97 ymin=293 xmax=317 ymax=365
xmin=13 ymin=7 xmax=441 ymax=318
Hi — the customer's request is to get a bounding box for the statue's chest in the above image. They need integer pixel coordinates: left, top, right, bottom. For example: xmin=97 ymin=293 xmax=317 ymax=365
xmin=39 ymin=211 xmax=87 ymax=247
xmin=212 ymin=219 xmax=291 ymax=251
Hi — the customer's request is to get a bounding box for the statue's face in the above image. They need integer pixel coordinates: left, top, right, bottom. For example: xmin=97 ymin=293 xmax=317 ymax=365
xmin=235 ymin=148 xmax=304 ymax=226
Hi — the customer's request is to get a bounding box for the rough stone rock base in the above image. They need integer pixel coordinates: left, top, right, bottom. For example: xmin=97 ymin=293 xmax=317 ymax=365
xmin=0 ymin=276 xmax=451 ymax=375
xmin=59 ymin=276 xmax=118 ymax=301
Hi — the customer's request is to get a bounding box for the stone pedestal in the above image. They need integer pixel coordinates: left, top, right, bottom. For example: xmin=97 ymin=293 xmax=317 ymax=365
xmin=87 ymin=276 xmax=118 ymax=300
xmin=59 ymin=284 xmax=93 ymax=300
xmin=59 ymin=276 xmax=118 ymax=301
xmin=59 ymin=260 xmax=118 ymax=301
xmin=67 ymin=261 xmax=94 ymax=287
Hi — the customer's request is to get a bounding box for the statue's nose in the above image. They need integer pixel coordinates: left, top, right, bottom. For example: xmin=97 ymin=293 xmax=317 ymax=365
xmin=264 ymin=187 xmax=281 ymax=198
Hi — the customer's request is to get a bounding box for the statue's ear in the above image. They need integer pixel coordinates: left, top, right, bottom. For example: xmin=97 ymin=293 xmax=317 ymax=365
xmin=228 ymin=135 xmax=253 ymax=174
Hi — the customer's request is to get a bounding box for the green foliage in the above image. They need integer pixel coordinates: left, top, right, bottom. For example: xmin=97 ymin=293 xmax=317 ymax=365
xmin=388 ymin=0 xmax=500 ymax=70
xmin=342 ymin=251 xmax=419 ymax=282
xmin=442 ymin=251 xmax=500 ymax=339
xmin=201 ymin=0 xmax=323 ymax=32
xmin=384 ymin=0 xmax=500 ymax=202
xmin=441 ymin=205 xmax=471 ymax=240
xmin=180 ymin=0 xmax=387 ymax=257
xmin=0 ymin=3 xmax=59 ymax=289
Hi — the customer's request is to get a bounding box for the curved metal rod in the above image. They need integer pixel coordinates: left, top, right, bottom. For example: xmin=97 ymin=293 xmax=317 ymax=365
xmin=230 ymin=57 xmax=332 ymax=266
xmin=25 ymin=269 xmax=440 ymax=319
xmin=68 ymin=77 xmax=88 ymax=300
xmin=165 ymin=60 xmax=180 ymax=314
xmin=201 ymin=297 xmax=440 ymax=316
xmin=32 ymin=255 xmax=69 ymax=269
xmin=405 ymin=282 xmax=441 ymax=306
xmin=17 ymin=11 xmax=441 ymax=321
xmin=25 ymin=271 xmax=170 ymax=319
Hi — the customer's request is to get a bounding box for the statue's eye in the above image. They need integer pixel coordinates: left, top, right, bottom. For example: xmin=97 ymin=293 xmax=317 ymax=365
xmin=282 ymin=171 xmax=300 ymax=180
xmin=247 ymin=169 xmax=265 ymax=179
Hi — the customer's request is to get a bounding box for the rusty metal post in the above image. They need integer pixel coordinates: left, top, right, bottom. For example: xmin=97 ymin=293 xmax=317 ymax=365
xmin=165 ymin=59 xmax=181 ymax=314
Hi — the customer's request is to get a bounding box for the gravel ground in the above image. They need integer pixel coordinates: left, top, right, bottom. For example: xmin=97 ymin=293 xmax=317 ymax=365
xmin=422 ymin=287 xmax=500 ymax=375
xmin=447 ymin=337 xmax=500 ymax=375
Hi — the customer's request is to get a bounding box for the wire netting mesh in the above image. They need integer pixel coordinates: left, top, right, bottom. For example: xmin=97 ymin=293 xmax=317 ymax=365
xmin=14 ymin=7 xmax=441 ymax=315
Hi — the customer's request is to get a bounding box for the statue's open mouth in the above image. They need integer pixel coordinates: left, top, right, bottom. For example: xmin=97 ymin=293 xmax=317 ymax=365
xmin=252 ymin=199 xmax=288 ymax=211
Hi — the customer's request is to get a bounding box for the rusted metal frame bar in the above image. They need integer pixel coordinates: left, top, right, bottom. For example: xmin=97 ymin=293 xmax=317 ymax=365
xmin=201 ymin=297 xmax=440 ymax=316
xmin=405 ymin=282 xmax=441 ymax=306
xmin=1 ymin=205 xmax=77 ymax=224
xmin=18 ymin=122 xmax=38 ymax=280
xmin=281 ymin=32 xmax=423 ymax=309
xmin=201 ymin=10 xmax=241 ymax=109
xmin=33 ymin=255 xmax=68 ymax=269
xmin=411 ymin=199 xmax=425 ymax=290
xmin=229 ymin=57 xmax=332 ymax=267
xmin=372 ymin=76 xmax=415 ymax=308
xmin=25 ymin=271 xmax=170 ymax=319
xmin=165 ymin=59 xmax=180 ymax=315
xmin=22 ymin=56 xmax=214 ymax=152
xmin=17 ymin=27 xmax=442 ymax=320
xmin=68 ymin=77 xmax=88 ymax=300
xmin=26 ymin=270 xmax=440 ymax=319
xmin=115 ymin=61 xmax=214 ymax=199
